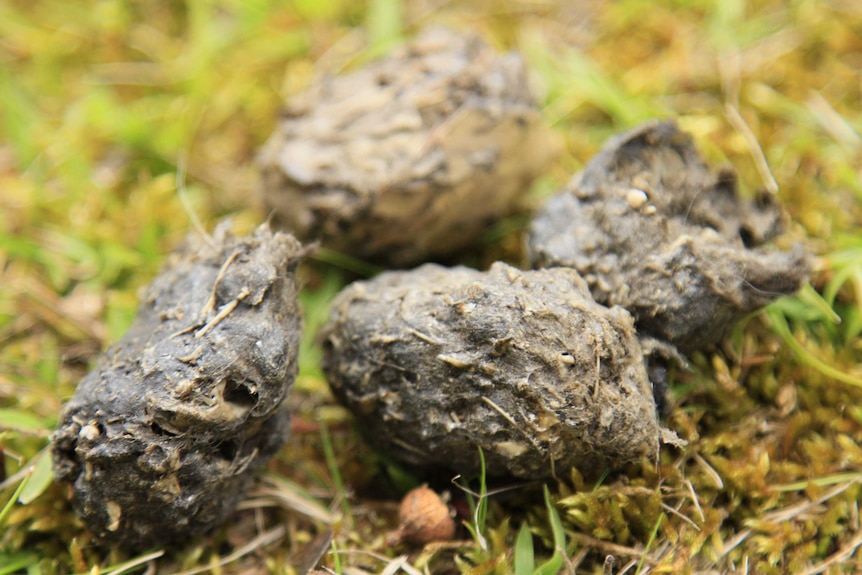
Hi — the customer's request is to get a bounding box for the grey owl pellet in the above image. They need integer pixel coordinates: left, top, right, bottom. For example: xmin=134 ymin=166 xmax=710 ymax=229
xmin=321 ymin=262 xmax=670 ymax=479
xmin=528 ymin=120 xmax=809 ymax=353
xmin=52 ymin=224 xmax=304 ymax=549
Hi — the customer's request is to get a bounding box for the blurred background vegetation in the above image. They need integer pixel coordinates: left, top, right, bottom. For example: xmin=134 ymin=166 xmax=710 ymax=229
xmin=1 ymin=0 xmax=861 ymax=573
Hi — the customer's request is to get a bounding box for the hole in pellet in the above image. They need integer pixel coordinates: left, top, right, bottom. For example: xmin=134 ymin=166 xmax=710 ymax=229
xmin=739 ymin=225 xmax=756 ymax=249
xmin=223 ymin=380 xmax=258 ymax=409
xmin=217 ymin=439 xmax=240 ymax=461
xmin=151 ymin=422 xmax=179 ymax=437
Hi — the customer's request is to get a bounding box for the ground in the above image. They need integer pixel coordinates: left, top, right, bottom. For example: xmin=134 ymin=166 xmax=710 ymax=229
xmin=1 ymin=1 xmax=862 ymax=574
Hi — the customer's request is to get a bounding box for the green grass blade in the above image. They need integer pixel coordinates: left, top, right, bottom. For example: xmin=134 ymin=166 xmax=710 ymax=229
xmin=71 ymin=550 xmax=164 ymax=575
xmin=0 ymin=554 xmax=38 ymax=575
xmin=313 ymin=248 xmax=383 ymax=278
xmin=18 ymin=452 xmax=53 ymax=504
xmin=770 ymin=471 xmax=862 ymax=493
xmin=476 ymin=447 xmax=488 ymax=533
xmin=635 ymin=513 xmax=664 ymax=575
xmin=766 ymin=307 xmax=862 ymax=388
xmin=330 ymin=538 xmax=343 ymax=574
xmin=366 ymin=0 xmax=403 ymax=55
xmin=513 ymin=522 xmax=535 ymax=575
xmin=796 ymin=283 xmax=842 ymax=324
xmin=592 ymin=467 xmax=611 ymax=493
xmin=0 ymin=467 xmax=32 ymax=525
xmin=0 ymin=408 xmax=46 ymax=431
xmin=534 ymin=485 xmax=566 ymax=575
xmin=319 ymin=418 xmax=352 ymax=523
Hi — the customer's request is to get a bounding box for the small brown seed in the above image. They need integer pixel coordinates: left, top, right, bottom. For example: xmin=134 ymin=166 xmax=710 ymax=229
xmin=392 ymin=486 xmax=455 ymax=546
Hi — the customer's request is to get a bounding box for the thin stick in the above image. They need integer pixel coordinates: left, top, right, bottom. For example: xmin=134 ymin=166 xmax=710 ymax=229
xmin=103 ymin=551 xmax=165 ymax=575
xmin=481 ymin=396 xmax=519 ymax=428
xmin=334 ymin=550 xmax=423 ymax=575
xmin=176 ymin=149 xmax=215 ymax=249
xmin=719 ymin=50 xmax=779 ymax=194
xmin=724 ymin=103 xmax=779 ymax=194
xmin=661 ymin=502 xmax=700 ymax=531
xmin=801 ymin=530 xmax=862 ymax=575
xmin=685 ymin=479 xmax=706 ymax=523
xmin=199 ymin=250 xmax=242 ymax=319
xmin=166 ymin=526 xmax=285 ymax=575
xmin=571 ymin=532 xmax=658 ymax=565
xmin=195 ymin=287 xmax=249 ymax=339
xmin=693 ymin=453 xmax=724 ymax=489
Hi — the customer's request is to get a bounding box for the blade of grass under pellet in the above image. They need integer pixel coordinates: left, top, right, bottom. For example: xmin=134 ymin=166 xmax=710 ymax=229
xmin=70 ymin=550 xmax=164 ymax=575
xmin=513 ymin=522 xmax=535 ymax=575
xmin=534 ymin=485 xmax=566 ymax=575
xmin=18 ymin=451 xmax=53 ymax=504
xmin=476 ymin=447 xmax=488 ymax=534
xmin=319 ymin=418 xmax=352 ymax=522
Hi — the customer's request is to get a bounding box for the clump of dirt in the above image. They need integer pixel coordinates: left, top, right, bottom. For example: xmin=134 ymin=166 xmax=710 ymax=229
xmin=320 ymin=262 xmax=675 ymax=479
xmin=528 ymin=120 xmax=809 ymax=353
xmin=52 ymin=224 xmax=305 ymax=550
xmin=258 ymin=27 xmax=557 ymax=267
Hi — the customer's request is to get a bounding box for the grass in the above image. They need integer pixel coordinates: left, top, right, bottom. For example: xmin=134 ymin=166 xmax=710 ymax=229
xmin=1 ymin=0 xmax=861 ymax=573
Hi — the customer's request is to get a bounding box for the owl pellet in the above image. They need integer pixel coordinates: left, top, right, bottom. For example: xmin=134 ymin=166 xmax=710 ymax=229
xmin=258 ymin=28 xmax=557 ymax=267
xmin=528 ymin=120 xmax=809 ymax=353
xmin=321 ymin=262 xmax=673 ymax=479
xmin=52 ymin=224 xmax=305 ymax=549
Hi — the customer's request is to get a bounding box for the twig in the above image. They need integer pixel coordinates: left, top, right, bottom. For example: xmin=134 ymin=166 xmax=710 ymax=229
xmin=481 ymin=396 xmax=519 ymax=428
xmin=685 ymin=479 xmax=706 ymax=524
xmin=195 ymin=287 xmax=249 ymax=339
xmin=103 ymin=551 xmax=165 ymax=575
xmin=724 ymin=102 xmax=779 ymax=194
xmin=718 ymin=528 xmax=752 ymax=560
xmin=379 ymin=555 xmax=408 ymax=575
xmin=801 ymin=530 xmax=862 ymax=575
xmin=177 ymin=149 xmax=216 ymax=250
xmin=166 ymin=525 xmax=285 ymax=575
xmin=199 ymin=250 xmax=242 ymax=319
xmin=719 ymin=481 xmax=856 ymax=560
xmin=571 ymin=532 xmax=658 ymax=565
xmin=692 ymin=453 xmax=724 ymax=489
xmin=806 ymin=90 xmax=862 ymax=151
xmin=661 ymin=502 xmax=700 ymax=531
xmin=241 ymin=477 xmax=336 ymax=524
xmin=719 ymin=50 xmax=779 ymax=194
xmin=333 ymin=550 xmax=422 ymax=575
xmin=0 ymin=445 xmax=50 ymax=492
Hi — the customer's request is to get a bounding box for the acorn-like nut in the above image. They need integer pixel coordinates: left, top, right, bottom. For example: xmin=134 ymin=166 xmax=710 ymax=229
xmin=388 ymin=486 xmax=456 ymax=547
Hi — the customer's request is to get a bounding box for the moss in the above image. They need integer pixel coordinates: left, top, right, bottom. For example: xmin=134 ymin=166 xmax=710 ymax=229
xmin=1 ymin=0 xmax=860 ymax=573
